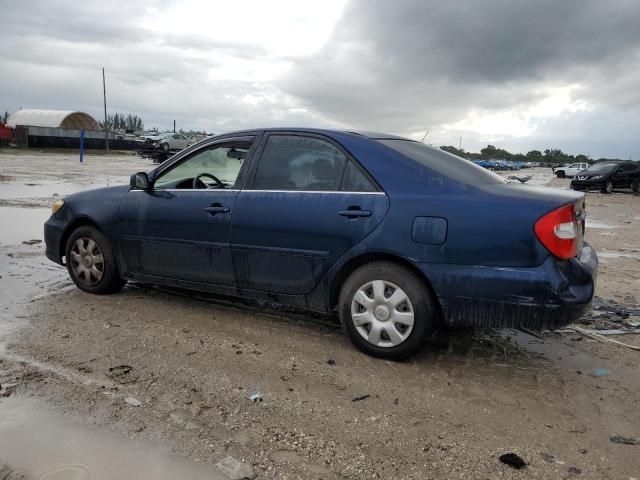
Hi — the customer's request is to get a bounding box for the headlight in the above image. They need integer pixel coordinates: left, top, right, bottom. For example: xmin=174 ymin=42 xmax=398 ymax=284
xmin=51 ymin=199 xmax=65 ymax=215
xmin=590 ymin=175 xmax=603 ymax=180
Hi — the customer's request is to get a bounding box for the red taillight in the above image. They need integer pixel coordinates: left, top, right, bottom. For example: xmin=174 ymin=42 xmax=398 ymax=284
xmin=534 ymin=203 xmax=578 ymax=260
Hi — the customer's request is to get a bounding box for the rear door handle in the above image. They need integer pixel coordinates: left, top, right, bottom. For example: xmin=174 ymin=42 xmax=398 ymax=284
xmin=204 ymin=205 xmax=230 ymax=215
xmin=339 ymin=209 xmax=371 ymax=218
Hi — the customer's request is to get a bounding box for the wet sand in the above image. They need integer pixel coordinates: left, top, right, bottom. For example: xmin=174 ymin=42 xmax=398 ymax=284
xmin=1 ymin=149 xmax=639 ymax=479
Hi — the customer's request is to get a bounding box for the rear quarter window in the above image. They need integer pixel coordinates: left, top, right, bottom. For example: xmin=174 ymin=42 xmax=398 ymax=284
xmin=379 ymin=140 xmax=507 ymax=185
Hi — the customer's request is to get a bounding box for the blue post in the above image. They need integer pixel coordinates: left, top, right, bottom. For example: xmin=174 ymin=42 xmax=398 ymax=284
xmin=79 ymin=129 xmax=85 ymax=163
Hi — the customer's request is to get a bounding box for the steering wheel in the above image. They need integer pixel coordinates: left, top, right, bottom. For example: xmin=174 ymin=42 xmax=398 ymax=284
xmin=193 ymin=173 xmax=223 ymax=189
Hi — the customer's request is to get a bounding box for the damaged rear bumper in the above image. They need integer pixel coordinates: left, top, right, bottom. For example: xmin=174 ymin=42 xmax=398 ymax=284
xmin=420 ymin=243 xmax=598 ymax=330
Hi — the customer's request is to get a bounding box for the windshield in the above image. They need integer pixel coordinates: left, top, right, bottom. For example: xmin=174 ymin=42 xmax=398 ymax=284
xmin=379 ymin=140 xmax=508 ymax=185
xmin=586 ymin=162 xmax=619 ymax=174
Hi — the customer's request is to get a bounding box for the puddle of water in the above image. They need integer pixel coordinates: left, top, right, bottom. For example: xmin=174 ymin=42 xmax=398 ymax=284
xmin=598 ymin=251 xmax=640 ymax=261
xmin=523 ymin=172 xmax=554 ymax=187
xmin=505 ymin=330 xmax=605 ymax=372
xmin=586 ymin=221 xmax=619 ymax=229
xmin=0 ymin=398 xmax=228 ymax=480
xmin=0 ymin=207 xmax=51 ymax=245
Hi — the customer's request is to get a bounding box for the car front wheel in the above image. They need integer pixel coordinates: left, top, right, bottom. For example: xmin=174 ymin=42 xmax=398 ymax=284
xmin=556 ymin=171 xmax=566 ymax=178
xmin=65 ymin=226 xmax=126 ymax=294
xmin=339 ymin=262 xmax=437 ymax=360
xmin=602 ymin=180 xmax=614 ymax=194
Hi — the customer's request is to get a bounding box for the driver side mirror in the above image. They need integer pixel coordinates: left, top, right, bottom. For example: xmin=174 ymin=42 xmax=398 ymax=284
xmin=130 ymin=172 xmax=150 ymax=190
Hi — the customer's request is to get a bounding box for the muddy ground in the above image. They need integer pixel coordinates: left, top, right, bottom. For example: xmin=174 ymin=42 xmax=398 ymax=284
xmin=0 ymin=149 xmax=639 ymax=479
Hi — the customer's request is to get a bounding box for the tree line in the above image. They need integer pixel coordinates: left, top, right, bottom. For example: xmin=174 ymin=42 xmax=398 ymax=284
xmin=98 ymin=112 xmax=144 ymax=132
xmin=439 ymin=144 xmax=620 ymax=164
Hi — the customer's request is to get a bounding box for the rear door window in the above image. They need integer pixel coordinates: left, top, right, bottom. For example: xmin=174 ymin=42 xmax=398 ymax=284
xmin=341 ymin=160 xmax=378 ymax=192
xmin=252 ymin=135 xmax=347 ymax=191
xmin=380 ymin=139 xmax=507 ymax=185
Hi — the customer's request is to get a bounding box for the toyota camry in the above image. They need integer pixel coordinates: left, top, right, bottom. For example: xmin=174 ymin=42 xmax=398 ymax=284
xmin=45 ymin=129 xmax=598 ymax=359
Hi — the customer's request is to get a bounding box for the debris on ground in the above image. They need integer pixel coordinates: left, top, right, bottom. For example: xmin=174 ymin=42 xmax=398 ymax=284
xmin=352 ymin=394 xmax=370 ymax=402
xmin=610 ymin=435 xmax=639 ymax=445
xmin=499 ymin=452 xmax=527 ymax=469
xmin=591 ymin=368 xmax=609 ymax=377
xmin=326 ymin=358 xmax=336 ymax=365
xmin=107 ymin=365 xmax=138 ymax=384
xmin=21 ymin=239 xmax=42 ymax=245
xmin=541 ymin=453 xmax=565 ymax=465
xmin=0 ymin=464 xmax=28 ymax=480
xmin=124 ymin=396 xmax=142 ymax=407
xmin=0 ymin=383 xmax=18 ymax=398
xmin=247 ymin=389 xmax=263 ymax=402
xmin=568 ymin=466 xmax=582 ymax=475
xmin=576 ymin=297 xmax=640 ymax=333
xmin=570 ymin=326 xmax=640 ymax=352
xmin=508 ymin=175 xmax=531 ymax=183
xmin=215 ymin=456 xmax=256 ymax=480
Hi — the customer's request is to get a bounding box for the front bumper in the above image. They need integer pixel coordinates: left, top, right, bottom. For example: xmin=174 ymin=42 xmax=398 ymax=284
xmin=419 ymin=243 xmax=598 ymax=330
xmin=570 ymin=179 xmax=605 ymax=191
xmin=44 ymin=215 xmax=66 ymax=265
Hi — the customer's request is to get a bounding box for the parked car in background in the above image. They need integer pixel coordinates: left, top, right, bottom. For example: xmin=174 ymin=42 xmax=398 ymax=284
xmin=553 ymin=162 xmax=589 ymax=178
xmin=144 ymin=132 xmax=192 ymax=151
xmin=571 ymin=161 xmax=640 ymax=193
xmin=44 ymin=128 xmax=597 ymax=360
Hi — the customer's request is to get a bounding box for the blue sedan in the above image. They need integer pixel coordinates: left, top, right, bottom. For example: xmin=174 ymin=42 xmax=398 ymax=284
xmin=45 ymin=129 xmax=597 ymax=359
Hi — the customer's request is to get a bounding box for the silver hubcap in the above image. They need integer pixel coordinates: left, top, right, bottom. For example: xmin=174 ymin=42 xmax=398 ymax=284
xmin=70 ymin=237 xmax=104 ymax=286
xmin=606 ymin=182 xmax=613 ymax=193
xmin=351 ymin=280 xmax=414 ymax=348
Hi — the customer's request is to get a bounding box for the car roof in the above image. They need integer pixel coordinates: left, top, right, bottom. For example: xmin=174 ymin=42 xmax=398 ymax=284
xmin=212 ymin=127 xmax=414 ymax=142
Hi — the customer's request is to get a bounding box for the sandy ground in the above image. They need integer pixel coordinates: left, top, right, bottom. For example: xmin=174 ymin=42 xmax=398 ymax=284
xmin=0 ymin=149 xmax=639 ymax=479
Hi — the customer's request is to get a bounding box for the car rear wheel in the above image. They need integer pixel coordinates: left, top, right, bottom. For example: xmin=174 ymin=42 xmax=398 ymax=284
xmin=556 ymin=171 xmax=566 ymax=178
xmin=339 ymin=262 xmax=437 ymax=360
xmin=65 ymin=226 xmax=126 ymax=294
xmin=602 ymin=180 xmax=614 ymax=194
xmin=632 ymin=180 xmax=639 ymax=194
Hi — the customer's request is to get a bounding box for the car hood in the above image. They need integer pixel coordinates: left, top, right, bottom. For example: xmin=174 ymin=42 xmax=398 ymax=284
xmin=64 ymin=184 xmax=130 ymax=204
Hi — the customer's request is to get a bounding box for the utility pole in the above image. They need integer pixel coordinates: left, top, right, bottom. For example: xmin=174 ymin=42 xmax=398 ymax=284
xmin=102 ymin=68 xmax=109 ymax=152
xmin=173 ymin=119 xmax=176 ymax=133
xmin=459 ymin=136 xmax=462 ymax=151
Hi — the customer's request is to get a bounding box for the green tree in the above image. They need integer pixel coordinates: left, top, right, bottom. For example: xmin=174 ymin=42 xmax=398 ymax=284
xmin=99 ymin=112 xmax=144 ymax=132
xmin=440 ymin=145 xmax=468 ymax=159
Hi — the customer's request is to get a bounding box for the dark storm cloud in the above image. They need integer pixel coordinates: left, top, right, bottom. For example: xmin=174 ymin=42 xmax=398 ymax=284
xmin=281 ymin=0 xmax=640 ymax=155
xmin=2 ymin=0 xmax=640 ymax=156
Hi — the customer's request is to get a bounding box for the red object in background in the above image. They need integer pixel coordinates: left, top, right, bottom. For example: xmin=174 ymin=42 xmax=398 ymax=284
xmin=0 ymin=124 xmax=13 ymax=141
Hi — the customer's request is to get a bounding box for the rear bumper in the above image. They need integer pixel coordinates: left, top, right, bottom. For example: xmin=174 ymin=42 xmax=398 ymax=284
xmin=419 ymin=243 xmax=598 ymax=330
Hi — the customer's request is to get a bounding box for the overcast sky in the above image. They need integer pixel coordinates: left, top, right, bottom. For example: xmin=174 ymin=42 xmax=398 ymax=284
xmin=1 ymin=0 xmax=639 ymax=158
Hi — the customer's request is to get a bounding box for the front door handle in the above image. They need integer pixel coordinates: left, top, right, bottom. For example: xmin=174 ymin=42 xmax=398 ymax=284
xmin=204 ymin=205 xmax=230 ymax=215
xmin=339 ymin=209 xmax=371 ymax=218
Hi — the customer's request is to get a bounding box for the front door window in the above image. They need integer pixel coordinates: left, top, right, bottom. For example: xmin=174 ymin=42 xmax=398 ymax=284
xmin=154 ymin=142 xmax=251 ymax=190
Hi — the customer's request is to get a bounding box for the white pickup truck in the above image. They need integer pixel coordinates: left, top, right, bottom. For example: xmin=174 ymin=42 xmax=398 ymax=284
xmin=553 ymin=162 xmax=589 ymax=178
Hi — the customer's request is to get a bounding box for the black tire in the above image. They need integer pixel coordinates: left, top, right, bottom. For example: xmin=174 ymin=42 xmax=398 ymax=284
xmin=632 ymin=180 xmax=639 ymax=194
xmin=602 ymin=179 xmax=613 ymax=194
xmin=161 ymin=142 xmax=170 ymax=152
xmin=65 ymin=226 xmax=126 ymax=294
xmin=556 ymin=171 xmax=565 ymax=178
xmin=338 ymin=262 xmax=437 ymax=360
